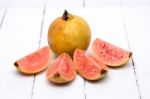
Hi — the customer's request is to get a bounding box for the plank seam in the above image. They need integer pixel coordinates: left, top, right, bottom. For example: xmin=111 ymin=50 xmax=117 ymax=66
xmin=120 ymin=5 xmax=142 ymax=99
xmin=0 ymin=9 xmax=7 ymax=29
xmin=30 ymin=6 xmax=46 ymax=99
xmin=84 ymin=79 xmax=87 ymax=99
xmin=83 ymin=0 xmax=86 ymax=7
xmin=83 ymin=1 xmax=87 ymax=99
xmin=38 ymin=6 xmax=46 ymax=49
xmin=30 ymin=75 xmax=36 ymax=99
xmin=123 ymin=21 xmax=142 ymax=99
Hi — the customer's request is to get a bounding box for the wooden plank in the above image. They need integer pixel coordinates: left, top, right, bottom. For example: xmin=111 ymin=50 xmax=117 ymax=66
xmin=8 ymin=0 xmax=43 ymax=7
xmin=83 ymin=7 xmax=139 ymax=99
xmin=0 ymin=9 xmax=5 ymax=26
xmin=122 ymin=0 xmax=150 ymax=6
xmin=42 ymin=0 xmax=83 ymax=8
xmin=0 ymin=8 xmax=43 ymax=99
xmin=0 ymin=0 xmax=8 ymax=8
xmin=7 ymin=0 xmax=83 ymax=8
xmin=86 ymin=0 xmax=120 ymax=6
xmin=33 ymin=8 xmax=85 ymax=99
xmin=123 ymin=6 xmax=150 ymax=99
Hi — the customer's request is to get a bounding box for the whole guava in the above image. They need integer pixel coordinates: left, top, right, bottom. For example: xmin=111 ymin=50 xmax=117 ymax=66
xmin=48 ymin=10 xmax=91 ymax=57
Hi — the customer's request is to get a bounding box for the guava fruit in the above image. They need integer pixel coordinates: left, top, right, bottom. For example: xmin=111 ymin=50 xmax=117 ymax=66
xmin=14 ymin=46 xmax=51 ymax=74
xmin=48 ymin=10 xmax=91 ymax=57
xmin=73 ymin=49 xmax=108 ymax=80
xmin=92 ymin=38 xmax=132 ymax=67
xmin=47 ymin=53 xmax=76 ymax=84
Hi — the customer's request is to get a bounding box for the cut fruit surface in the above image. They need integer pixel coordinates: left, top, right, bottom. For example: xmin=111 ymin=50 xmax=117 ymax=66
xmin=92 ymin=38 xmax=132 ymax=67
xmin=73 ymin=49 xmax=108 ymax=80
xmin=14 ymin=46 xmax=51 ymax=74
xmin=47 ymin=53 xmax=76 ymax=84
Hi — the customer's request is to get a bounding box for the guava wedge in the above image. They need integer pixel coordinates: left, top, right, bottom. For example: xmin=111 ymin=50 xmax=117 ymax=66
xmin=14 ymin=46 xmax=51 ymax=74
xmin=46 ymin=53 xmax=76 ymax=84
xmin=73 ymin=49 xmax=108 ymax=80
xmin=92 ymin=38 xmax=132 ymax=67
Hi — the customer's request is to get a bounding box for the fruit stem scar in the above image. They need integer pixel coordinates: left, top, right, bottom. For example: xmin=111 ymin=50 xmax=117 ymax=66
xmin=129 ymin=52 xmax=132 ymax=57
xmin=101 ymin=69 xmax=107 ymax=75
xmin=63 ymin=10 xmax=69 ymax=21
xmin=14 ymin=62 xmax=19 ymax=67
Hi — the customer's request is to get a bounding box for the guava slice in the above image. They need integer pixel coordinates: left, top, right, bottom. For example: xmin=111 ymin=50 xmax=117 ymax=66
xmin=92 ymin=38 xmax=132 ymax=67
xmin=46 ymin=53 xmax=76 ymax=84
xmin=14 ymin=46 xmax=51 ymax=74
xmin=73 ymin=49 xmax=108 ymax=80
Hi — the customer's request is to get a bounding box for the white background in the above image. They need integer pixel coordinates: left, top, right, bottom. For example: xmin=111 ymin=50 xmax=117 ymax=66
xmin=0 ymin=0 xmax=150 ymax=8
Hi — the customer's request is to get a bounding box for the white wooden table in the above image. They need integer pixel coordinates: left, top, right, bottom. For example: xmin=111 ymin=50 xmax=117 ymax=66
xmin=0 ymin=5 xmax=150 ymax=99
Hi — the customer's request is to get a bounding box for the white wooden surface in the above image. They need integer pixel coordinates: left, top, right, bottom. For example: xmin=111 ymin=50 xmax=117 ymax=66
xmin=0 ymin=9 xmax=4 ymax=25
xmin=123 ymin=6 xmax=150 ymax=99
xmin=84 ymin=7 xmax=139 ymax=99
xmin=0 ymin=4 xmax=150 ymax=99
xmin=0 ymin=8 xmax=43 ymax=99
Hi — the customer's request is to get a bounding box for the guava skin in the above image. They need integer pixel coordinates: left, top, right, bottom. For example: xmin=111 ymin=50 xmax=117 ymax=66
xmin=48 ymin=11 xmax=91 ymax=57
